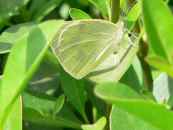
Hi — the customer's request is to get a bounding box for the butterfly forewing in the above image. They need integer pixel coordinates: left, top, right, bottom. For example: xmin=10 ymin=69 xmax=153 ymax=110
xmin=51 ymin=20 xmax=124 ymax=79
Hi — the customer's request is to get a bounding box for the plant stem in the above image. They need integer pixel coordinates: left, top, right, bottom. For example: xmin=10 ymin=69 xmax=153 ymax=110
xmin=111 ymin=0 xmax=120 ymax=23
xmin=105 ymin=104 xmax=111 ymax=130
xmin=135 ymin=22 xmax=153 ymax=91
xmin=138 ymin=40 xmax=153 ymax=91
xmin=83 ymin=112 xmax=89 ymax=124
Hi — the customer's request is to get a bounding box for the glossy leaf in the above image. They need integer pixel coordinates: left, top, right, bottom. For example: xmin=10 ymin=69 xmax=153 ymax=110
xmin=3 ymin=97 xmax=22 ymax=130
xmin=110 ymin=105 xmax=158 ymax=130
xmin=69 ymin=8 xmax=91 ymax=20
xmin=142 ymin=0 xmax=173 ymax=63
xmin=0 ymin=78 xmax=22 ymax=130
xmin=126 ymin=2 xmax=141 ymax=30
xmin=82 ymin=117 xmax=106 ymax=130
xmin=0 ymin=20 xmax=64 ymax=126
xmin=51 ymin=20 xmax=124 ymax=79
xmin=95 ymin=82 xmax=142 ymax=102
xmin=95 ymin=82 xmax=173 ymax=130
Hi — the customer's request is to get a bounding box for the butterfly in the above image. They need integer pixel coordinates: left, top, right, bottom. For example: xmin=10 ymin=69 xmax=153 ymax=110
xmin=51 ymin=19 xmax=135 ymax=80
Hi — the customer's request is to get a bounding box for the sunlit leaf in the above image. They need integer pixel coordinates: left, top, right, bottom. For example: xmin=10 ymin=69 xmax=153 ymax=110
xmin=0 ymin=78 xmax=22 ymax=130
xmin=0 ymin=20 xmax=64 ymax=126
xmin=126 ymin=2 xmax=141 ymax=30
xmin=3 ymin=97 xmax=22 ymax=130
xmin=69 ymin=8 xmax=91 ymax=20
xmin=95 ymin=82 xmax=173 ymax=130
xmin=82 ymin=117 xmax=106 ymax=130
xmin=142 ymin=0 xmax=173 ymax=63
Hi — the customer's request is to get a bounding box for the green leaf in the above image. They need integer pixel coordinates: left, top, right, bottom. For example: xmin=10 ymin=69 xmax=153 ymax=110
xmin=69 ymin=8 xmax=91 ymax=20
xmin=23 ymin=92 xmax=81 ymax=129
xmin=28 ymin=50 xmax=61 ymax=94
xmin=110 ymin=105 xmax=158 ymax=130
xmin=95 ymin=82 xmax=142 ymax=102
xmin=142 ymin=0 xmax=173 ymax=63
xmin=146 ymin=56 xmax=173 ymax=78
xmin=53 ymin=95 xmax=65 ymax=116
xmin=0 ymin=20 xmax=64 ymax=126
xmin=60 ymin=69 xmax=87 ymax=121
xmin=95 ymin=82 xmax=173 ymax=130
xmin=0 ymin=23 xmax=34 ymax=54
xmin=85 ymin=81 xmax=107 ymax=121
xmin=126 ymin=2 xmax=141 ymax=30
xmin=0 ymin=0 xmax=30 ymax=22
xmin=110 ymin=100 xmax=173 ymax=130
xmin=4 ymin=97 xmax=22 ymax=130
xmin=82 ymin=117 xmax=106 ymax=130
xmin=0 ymin=20 xmax=64 ymax=54
xmin=23 ymin=93 xmax=64 ymax=116
xmin=88 ymin=0 xmax=110 ymax=18
xmin=0 ymin=78 xmax=22 ymax=130
xmin=121 ymin=57 xmax=144 ymax=92
xmin=120 ymin=0 xmax=126 ymax=8
xmin=29 ymin=0 xmax=63 ymax=21
xmin=51 ymin=20 xmax=124 ymax=79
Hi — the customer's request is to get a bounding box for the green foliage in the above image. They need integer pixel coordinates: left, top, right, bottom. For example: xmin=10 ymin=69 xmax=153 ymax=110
xmin=0 ymin=20 xmax=64 ymax=127
xmin=95 ymin=82 xmax=173 ymax=130
xmin=60 ymin=70 xmax=87 ymax=120
xmin=142 ymin=0 xmax=173 ymax=77
xmin=1 ymin=0 xmax=173 ymax=130
xmin=29 ymin=0 xmax=63 ymax=21
xmin=0 ymin=0 xmax=30 ymax=24
xmin=23 ymin=92 xmax=81 ymax=129
xmin=88 ymin=0 xmax=110 ymax=19
xmin=69 ymin=8 xmax=92 ymax=20
xmin=82 ymin=117 xmax=107 ymax=130
xmin=0 ymin=79 xmax=22 ymax=130
xmin=4 ymin=98 xmax=22 ymax=130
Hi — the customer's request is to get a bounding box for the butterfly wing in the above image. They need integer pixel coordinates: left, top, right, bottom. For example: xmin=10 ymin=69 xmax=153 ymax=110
xmin=51 ymin=20 xmax=124 ymax=79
